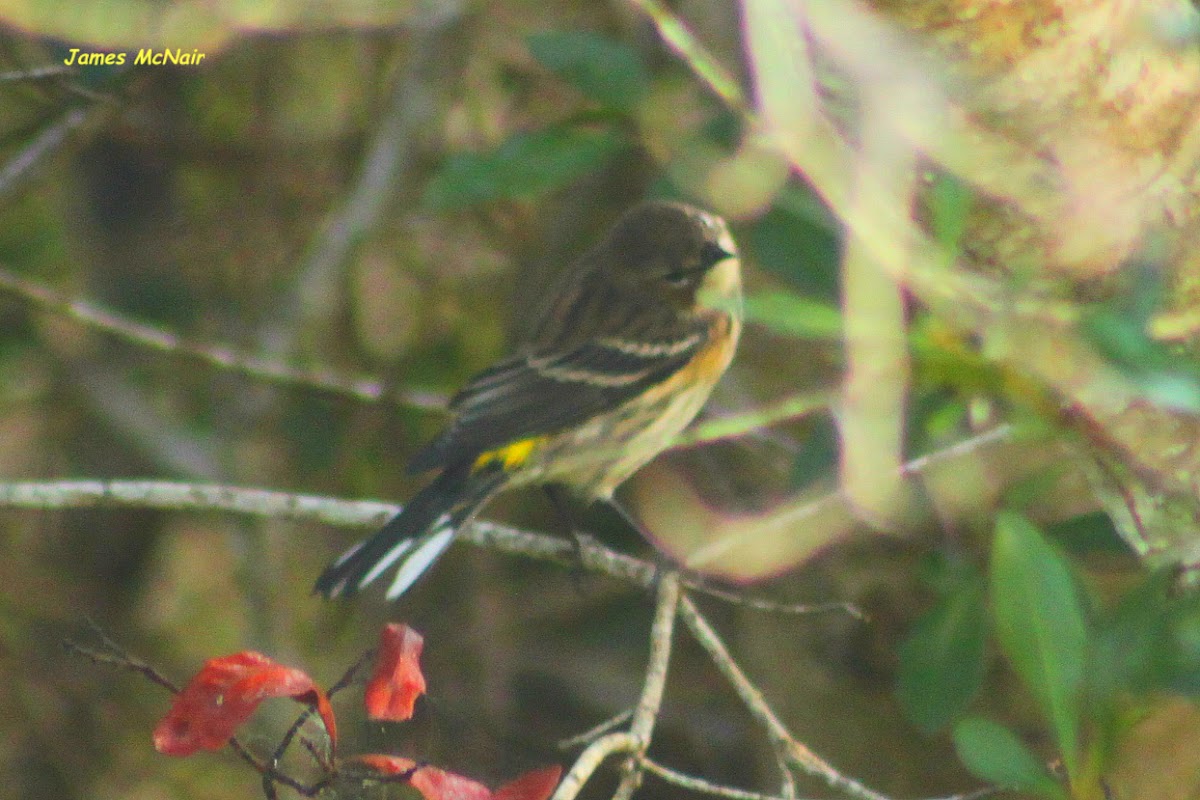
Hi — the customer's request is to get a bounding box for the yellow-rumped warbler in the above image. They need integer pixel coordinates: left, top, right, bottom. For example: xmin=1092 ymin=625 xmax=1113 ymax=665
xmin=315 ymin=201 xmax=742 ymax=599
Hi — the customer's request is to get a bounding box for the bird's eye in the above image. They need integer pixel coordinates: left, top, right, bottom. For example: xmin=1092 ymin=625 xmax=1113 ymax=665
xmin=663 ymin=268 xmax=700 ymax=288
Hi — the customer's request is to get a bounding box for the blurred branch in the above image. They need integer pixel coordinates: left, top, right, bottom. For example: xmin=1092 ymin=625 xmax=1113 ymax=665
xmin=255 ymin=14 xmax=467 ymax=360
xmin=1 ymin=262 xmax=842 ymax=437
xmin=628 ymin=0 xmax=747 ymax=111
xmin=0 ymin=265 xmax=446 ymax=410
xmin=0 ymin=103 xmax=102 ymax=198
xmin=679 ymin=389 xmax=832 ymax=448
xmin=837 ymin=90 xmax=914 ymax=529
xmin=69 ymin=365 xmax=224 ymax=479
xmin=0 ymin=64 xmax=72 ymax=82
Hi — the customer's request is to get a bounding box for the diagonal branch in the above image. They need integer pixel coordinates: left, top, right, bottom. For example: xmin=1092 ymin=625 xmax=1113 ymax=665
xmin=0 ymin=265 xmax=446 ymax=410
xmin=0 ymin=262 xmax=833 ymax=442
xmin=679 ymin=595 xmax=890 ymax=800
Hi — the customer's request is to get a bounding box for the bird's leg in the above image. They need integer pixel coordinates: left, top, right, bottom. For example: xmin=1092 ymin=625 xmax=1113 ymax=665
xmin=543 ymin=484 xmax=596 ymax=576
xmin=602 ymin=496 xmax=683 ymax=587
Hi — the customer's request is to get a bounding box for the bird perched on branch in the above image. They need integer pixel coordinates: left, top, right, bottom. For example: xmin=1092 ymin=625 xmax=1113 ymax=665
xmin=315 ymin=200 xmax=742 ymax=600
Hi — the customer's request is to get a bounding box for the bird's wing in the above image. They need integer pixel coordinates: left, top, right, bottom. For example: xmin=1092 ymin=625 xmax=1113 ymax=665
xmin=406 ymin=323 xmax=709 ymax=474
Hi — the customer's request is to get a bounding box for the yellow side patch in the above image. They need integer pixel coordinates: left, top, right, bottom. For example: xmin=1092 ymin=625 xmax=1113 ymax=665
xmin=472 ymin=437 xmax=542 ymax=472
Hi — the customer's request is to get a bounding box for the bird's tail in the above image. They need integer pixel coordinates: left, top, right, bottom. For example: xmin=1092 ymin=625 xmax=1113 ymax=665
xmin=314 ymin=464 xmax=505 ymax=600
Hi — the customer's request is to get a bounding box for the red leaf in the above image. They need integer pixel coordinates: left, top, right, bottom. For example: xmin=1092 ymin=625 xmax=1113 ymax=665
xmin=410 ymin=766 xmax=494 ymax=800
xmin=294 ymin=686 xmax=338 ymax=748
xmin=351 ymin=756 xmax=561 ymax=800
xmin=365 ymin=623 xmax=427 ymax=722
xmin=355 ymin=753 xmax=418 ymax=775
xmin=494 ymin=766 xmax=562 ymax=800
xmin=354 ymin=756 xmax=491 ymax=800
xmin=152 ymin=651 xmax=332 ymax=756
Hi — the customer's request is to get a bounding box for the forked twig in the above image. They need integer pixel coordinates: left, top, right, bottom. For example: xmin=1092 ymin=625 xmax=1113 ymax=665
xmin=678 ymin=595 xmax=891 ymax=800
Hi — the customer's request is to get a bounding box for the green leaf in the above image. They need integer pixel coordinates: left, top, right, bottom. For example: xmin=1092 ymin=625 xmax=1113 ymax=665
xmin=952 ymin=717 xmax=1066 ymax=799
xmin=423 ymin=128 xmax=628 ymax=211
xmin=990 ymin=512 xmax=1088 ymax=776
xmin=745 ymin=198 xmax=840 ymax=299
xmin=928 ymin=172 xmax=972 ymax=255
xmin=897 ymin=580 xmax=988 ymax=732
xmin=743 ymin=293 xmax=842 ymax=340
xmin=527 ymin=31 xmax=648 ymax=111
xmin=1092 ymin=568 xmax=1200 ymax=698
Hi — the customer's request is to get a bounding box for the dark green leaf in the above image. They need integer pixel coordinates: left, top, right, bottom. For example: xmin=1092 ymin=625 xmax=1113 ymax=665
xmin=952 ymin=717 xmax=1065 ymax=799
xmin=1078 ymin=257 xmax=1200 ymax=412
xmin=423 ymin=128 xmax=628 ymax=211
xmin=1045 ymin=512 xmax=1128 ymax=557
xmin=990 ymin=512 xmax=1087 ymax=775
xmin=527 ymin=31 xmax=648 ymax=111
xmin=897 ymin=580 xmax=988 ymax=732
xmin=1092 ymin=568 xmax=1200 ymax=698
xmin=743 ymin=293 xmax=841 ymax=340
xmin=745 ymin=197 xmax=840 ymax=299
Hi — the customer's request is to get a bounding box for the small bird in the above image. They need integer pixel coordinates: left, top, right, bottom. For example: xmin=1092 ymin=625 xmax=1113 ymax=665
xmin=315 ymin=201 xmax=742 ymax=599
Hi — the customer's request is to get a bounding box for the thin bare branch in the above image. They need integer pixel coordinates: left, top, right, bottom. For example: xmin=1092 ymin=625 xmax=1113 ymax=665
xmin=0 ymin=265 xmax=446 ymax=410
xmin=558 ymin=709 xmax=635 ymax=749
xmin=684 ymin=579 xmax=863 ymax=619
xmin=0 ymin=104 xmax=100 ymax=197
xmin=678 ymin=390 xmax=833 ymax=449
xmin=553 ymin=731 xmax=639 ymax=800
xmin=614 ymin=571 xmax=682 ymax=800
xmin=63 ymin=638 xmax=181 ymax=694
xmin=0 ymin=260 xmax=838 ymax=437
xmin=678 ymin=595 xmax=890 ymax=800
xmin=641 ymin=758 xmax=797 ymax=800
xmin=254 ymin=16 xmax=465 ymax=361
xmin=0 ymin=64 xmax=73 ymax=82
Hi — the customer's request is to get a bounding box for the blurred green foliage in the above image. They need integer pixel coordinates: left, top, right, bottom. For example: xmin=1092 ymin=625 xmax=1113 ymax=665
xmin=423 ymin=127 xmax=629 ymax=210
xmin=1 ymin=6 xmax=1199 ymax=800
xmin=900 ymin=509 xmax=1200 ymax=798
xmin=526 ymin=30 xmax=649 ymax=112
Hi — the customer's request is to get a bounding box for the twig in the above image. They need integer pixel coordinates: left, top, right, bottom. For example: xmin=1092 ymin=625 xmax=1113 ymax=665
xmin=0 ymin=265 xmax=446 ymax=411
xmin=0 ymin=65 xmax=74 ymax=82
xmin=227 ymin=736 xmax=331 ymax=797
xmin=67 ymin=620 xmax=347 ymax=796
xmin=678 ymin=595 xmax=890 ymax=800
xmin=254 ymin=17 xmax=464 ymax=361
xmin=678 ymin=390 xmax=832 ymax=448
xmin=63 ymin=638 xmax=180 ymax=694
xmin=0 ymin=104 xmax=100 ymax=198
xmin=641 ymin=757 xmax=798 ymax=800
xmin=774 ymin=749 xmax=798 ymax=800
xmin=683 ymin=580 xmax=864 ymax=620
xmin=65 ymin=628 xmax=331 ymax=795
xmin=558 ymin=709 xmax=634 ymax=749
xmin=614 ymin=571 xmax=682 ymax=800
xmin=552 ymin=732 xmax=639 ymax=800
xmin=628 ymin=0 xmax=747 ymax=112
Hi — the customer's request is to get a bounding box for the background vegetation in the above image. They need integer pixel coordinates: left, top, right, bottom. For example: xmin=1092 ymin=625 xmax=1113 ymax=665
xmin=2 ymin=2 xmax=1200 ymax=799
